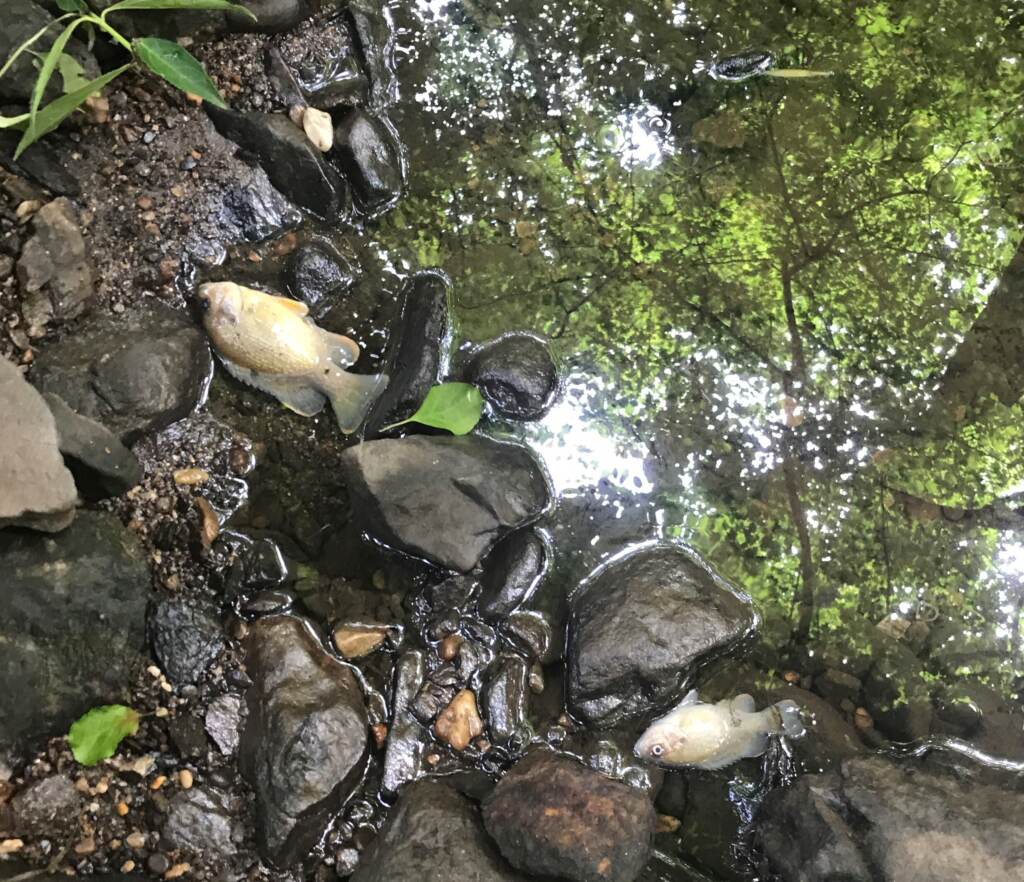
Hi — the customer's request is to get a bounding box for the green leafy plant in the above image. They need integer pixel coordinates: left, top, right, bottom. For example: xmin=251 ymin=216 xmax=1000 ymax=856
xmin=68 ymin=704 xmax=140 ymax=766
xmin=0 ymin=0 xmax=256 ymax=158
xmin=384 ymin=382 xmax=485 ymax=435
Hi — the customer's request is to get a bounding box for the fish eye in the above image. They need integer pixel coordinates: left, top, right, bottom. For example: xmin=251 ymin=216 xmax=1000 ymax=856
xmin=650 ymin=744 xmax=664 ymax=758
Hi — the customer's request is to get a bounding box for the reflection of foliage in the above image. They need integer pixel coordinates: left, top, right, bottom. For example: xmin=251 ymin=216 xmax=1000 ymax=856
xmin=383 ymin=0 xmax=1024 ymax=687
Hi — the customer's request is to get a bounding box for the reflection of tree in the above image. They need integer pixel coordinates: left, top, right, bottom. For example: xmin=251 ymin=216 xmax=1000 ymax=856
xmin=385 ymin=0 xmax=1024 ymax=685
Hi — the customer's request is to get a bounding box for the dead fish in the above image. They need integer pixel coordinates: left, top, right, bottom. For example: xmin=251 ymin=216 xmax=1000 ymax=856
xmin=634 ymin=690 xmax=804 ymax=770
xmin=197 ymin=281 xmax=387 ymax=433
xmin=709 ymin=50 xmax=832 ymax=82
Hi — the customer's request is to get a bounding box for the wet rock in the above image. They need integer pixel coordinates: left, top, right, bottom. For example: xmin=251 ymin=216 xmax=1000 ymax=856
xmin=204 ymin=694 xmax=243 ymax=756
xmin=331 ymin=108 xmax=403 ymax=211
xmin=215 ymin=174 xmax=302 ymax=243
xmin=465 ymin=334 xmax=558 ymax=420
xmin=479 ymin=529 xmax=548 ymax=622
xmin=767 ymin=687 xmax=864 ymax=774
xmin=346 ymin=0 xmax=398 ymax=108
xmin=9 ymin=776 xmax=81 ymax=831
xmin=102 ymin=0 xmax=317 ymax=39
xmin=365 ymin=270 xmax=449 ymax=434
xmin=504 ymin=610 xmax=555 ymax=663
xmin=227 ymin=0 xmax=316 ymax=32
xmin=149 ymin=600 xmax=225 ymax=687
xmin=350 ymin=779 xmax=528 ymax=882
xmin=240 ymin=616 xmax=368 ymax=866
xmin=0 ymin=133 xmax=80 ymax=197
xmin=411 ymin=665 xmax=460 ymax=725
xmin=567 ymin=544 xmax=755 ymax=728
xmin=484 ymin=657 xmax=531 ymax=749
xmin=168 ymin=715 xmax=209 ymax=759
xmin=32 ymin=300 xmax=212 ymax=444
xmin=482 ymin=750 xmax=656 ymax=882
xmin=267 ymin=22 xmax=367 ymax=109
xmin=0 ymin=359 xmax=76 ymax=532
xmin=0 ymin=511 xmax=149 ymax=761
xmin=43 ymin=393 xmax=142 ymax=500
xmin=162 ymin=787 xmax=241 ymax=861
xmin=17 ymin=198 xmax=94 ymax=333
xmin=283 ymin=241 xmax=354 ymax=316
xmin=332 ymin=624 xmax=389 ymax=659
xmin=381 ymin=651 xmax=426 ymax=796
xmin=815 ymin=668 xmax=863 ymax=708
xmin=207 ymin=107 xmax=350 ymax=219
xmin=435 ymin=688 xmax=483 ymax=751
xmin=0 ymin=2 xmax=98 ymax=105
xmin=759 ymin=755 xmax=1024 ymax=882
xmin=339 ymin=435 xmax=550 ymax=572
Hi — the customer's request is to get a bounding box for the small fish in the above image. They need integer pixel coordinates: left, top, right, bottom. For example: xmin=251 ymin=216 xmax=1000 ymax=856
xmin=634 ymin=690 xmax=804 ymax=770
xmin=198 ymin=281 xmax=387 ymax=433
xmin=708 ymin=50 xmax=832 ymax=82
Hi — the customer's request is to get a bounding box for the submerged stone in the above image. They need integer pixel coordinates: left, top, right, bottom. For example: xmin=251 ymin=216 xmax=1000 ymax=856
xmin=283 ymin=241 xmax=355 ymax=316
xmin=465 ymin=334 xmax=558 ymax=420
xmin=240 ymin=616 xmax=368 ymax=866
xmin=331 ymin=108 xmax=404 ymax=210
xmin=479 ymin=528 xmax=548 ymax=622
xmin=567 ymin=544 xmax=755 ymax=727
xmin=338 ymin=435 xmax=550 ymax=572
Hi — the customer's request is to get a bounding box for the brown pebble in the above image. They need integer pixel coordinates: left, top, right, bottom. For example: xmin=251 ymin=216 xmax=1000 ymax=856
xmin=247 ymin=250 xmax=262 ymax=263
xmin=473 ymin=737 xmax=491 ymax=753
xmin=656 ymin=814 xmax=681 ymax=833
xmin=120 ymin=861 xmax=136 ymax=873
xmin=75 ymin=776 xmax=90 ymax=793
xmin=74 ymin=836 xmax=96 ymax=855
xmin=137 ymin=196 xmax=154 ymax=210
xmin=178 ymin=769 xmax=194 ymax=790
xmin=0 ymin=839 xmax=24 ymax=854
xmin=195 ymin=497 xmax=219 ymax=548
xmin=126 ymin=831 xmax=146 ymax=849
xmin=370 ymin=724 xmax=388 ymax=749
xmin=333 ymin=626 xmax=388 ymax=659
xmin=783 ymin=670 xmax=801 ymax=684
xmin=434 ymin=689 xmax=484 ymax=751
xmin=271 ymin=232 xmax=298 ymax=256
xmin=164 ymin=862 xmax=190 ymax=879
xmin=853 ymin=707 xmax=874 ymax=731
xmin=151 ymin=774 xmax=168 ymax=791
xmin=173 ymin=467 xmax=209 ymax=486
xmin=116 ymin=801 xmax=130 ymax=817
xmin=438 ymin=634 xmax=463 ymax=661
xmin=169 ymin=184 xmax=186 ymax=199
xmin=424 ymin=753 xmax=440 ymax=766
xmin=154 ymin=706 xmax=170 ymax=718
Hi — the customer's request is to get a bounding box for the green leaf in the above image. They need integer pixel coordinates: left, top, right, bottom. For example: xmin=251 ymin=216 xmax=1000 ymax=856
xmin=0 ymin=17 xmax=73 ymax=84
xmin=383 ymin=383 xmax=485 ymax=435
xmin=26 ymin=18 xmax=87 ymax=135
xmin=15 ymin=64 xmax=129 ymax=158
xmin=56 ymin=0 xmax=90 ymax=11
xmin=0 ymin=112 xmax=30 ymax=129
xmin=132 ymin=37 xmax=226 ymax=107
xmin=104 ymin=0 xmax=258 ymax=22
xmin=58 ymin=52 xmax=90 ymax=93
xmin=68 ymin=705 xmax=140 ymax=766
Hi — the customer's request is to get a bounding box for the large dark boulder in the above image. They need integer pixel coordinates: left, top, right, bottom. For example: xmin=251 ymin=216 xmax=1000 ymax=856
xmin=331 ymin=108 xmax=403 ymax=211
xmin=759 ymin=756 xmax=1024 ymax=882
xmin=567 ymin=544 xmax=755 ymax=727
xmin=32 ymin=300 xmax=212 ymax=444
xmin=350 ymin=779 xmax=529 ymax=882
xmin=365 ymin=270 xmax=449 ymax=434
xmin=207 ymin=107 xmax=350 ymax=220
xmin=240 ymin=616 xmax=368 ymax=867
xmin=0 ymin=359 xmax=76 ymax=532
xmin=482 ymin=750 xmax=656 ymax=882
xmin=464 ymin=334 xmax=558 ymax=420
xmin=346 ymin=0 xmax=397 ymax=108
xmin=0 ymin=512 xmax=150 ymax=763
xmin=338 ymin=435 xmax=550 ymax=572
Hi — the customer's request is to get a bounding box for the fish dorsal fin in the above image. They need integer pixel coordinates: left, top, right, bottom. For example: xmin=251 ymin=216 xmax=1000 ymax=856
xmin=679 ymin=688 xmax=700 ymax=708
xmin=731 ymin=694 xmax=756 ymax=714
xmin=272 ymin=294 xmax=309 ymax=316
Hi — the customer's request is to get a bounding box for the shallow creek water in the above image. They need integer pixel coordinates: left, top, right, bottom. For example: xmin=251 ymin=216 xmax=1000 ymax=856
xmin=193 ymin=1 xmax=1023 ymax=878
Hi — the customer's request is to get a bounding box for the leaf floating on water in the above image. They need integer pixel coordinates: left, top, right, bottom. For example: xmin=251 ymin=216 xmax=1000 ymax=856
xmin=763 ymin=68 xmax=834 ymax=79
xmin=68 ymin=705 xmax=140 ymax=766
xmin=383 ymin=382 xmax=484 ymax=436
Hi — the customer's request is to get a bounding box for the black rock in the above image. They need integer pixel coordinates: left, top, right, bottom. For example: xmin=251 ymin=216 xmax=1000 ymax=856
xmin=240 ymin=616 xmax=368 ymax=866
xmin=168 ymin=715 xmax=209 ymax=759
xmin=205 ymin=693 xmax=244 ymax=756
xmin=346 ymin=0 xmax=397 ymax=108
xmin=207 ymin=106 xmax=350 ymax=220
xmin=482 ymin=750 xmax=656 ymax=882
xmin=266 ymin=24 xmax=367 ymax=110
xmin=9 ymin=776 xmax=81 ymax=832
xmin=149 ymin=600 xmax=225 ymax=686
xmin=350 ymin=779 xmax=529 ymax=882
xmin=101 ymin=0 xmax=316 ymax=39
xmin=504 ymin=610 xmax=555 ymax=663
xmin=227 ymin=0 xmax=316 ymax=33
xmin=331 ymin=108 xmax=403 ymax=211
xmin=215 ymin=175 xmax=302 ymax=243
xmin=0 ymin=2 xmax=98 ymax=105
xmin=465 ymin=334 xmax=558 ymax=420
xmin=283 ymin=241 xmax=354 ymax=315
xmin=365 ymin=270 xmax=449 ymax=434
xmin=758 ymin=755 xmax=1024 ymax=882
xmin=766 ymin=687 xmax=864 ymax=774
xmin=32 ymin=300 xmax=212 ymax=444
xmin=484 ymin=656 xmax=531 ymax=749
xmin=162 ymin=787 xmax=241 ymax=861
xmin=338 ymin=435 xmax=550 ymax=572
xmin=0 ymin=512 xmax=150 ymax=762
xmin=567 ymin=544 xmax=755 ymax=728
xmin=44 ymin=393 xmax=143 ymax=500
xmin=0 ymin=131 xmax=80 ymax=196
xmin=381 ymin=651 xmax=426 ymax=796
xmin=479 ymin=529 xmax=548 ymax=622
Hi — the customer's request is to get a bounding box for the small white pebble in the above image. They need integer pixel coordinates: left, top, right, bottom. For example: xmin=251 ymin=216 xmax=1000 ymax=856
xmin=147 ymin=665 xmax=162 ymax=678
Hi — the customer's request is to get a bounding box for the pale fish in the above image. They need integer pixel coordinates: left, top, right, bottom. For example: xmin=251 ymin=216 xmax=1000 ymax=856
xmin=634 ymin=690 xmax=804 ymax=770
xmin=198 ymin=281 xmax=387 ymax=433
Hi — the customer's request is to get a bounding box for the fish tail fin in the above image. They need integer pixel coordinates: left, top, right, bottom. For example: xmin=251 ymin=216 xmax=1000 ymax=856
xmin=774 ymin=699 xmax=805 ymax=738
xmin=321 ymin=370 xmax=389 ymax=434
